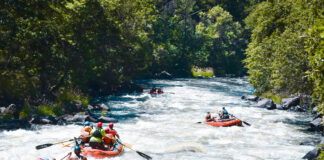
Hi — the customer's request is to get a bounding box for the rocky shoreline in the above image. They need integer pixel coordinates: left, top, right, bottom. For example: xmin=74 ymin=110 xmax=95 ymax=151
xmin=0 ymin=102 xmax=118 ymax=130
xmin=241 ymin=94 xmax=323 ymax=160
xmin=0 ymin=71 xmax=175 ymax=130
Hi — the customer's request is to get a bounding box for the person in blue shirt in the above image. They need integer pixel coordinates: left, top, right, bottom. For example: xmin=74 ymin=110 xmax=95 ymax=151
xmin=222 ymin=107 xmax=229 ymax=119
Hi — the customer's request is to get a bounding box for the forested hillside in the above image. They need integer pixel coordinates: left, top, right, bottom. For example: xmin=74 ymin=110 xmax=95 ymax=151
xmin=0 ymin=0 xmax=323 ymax=121
xmin=244 ymin=0 xmax=323 ymax=113
xmin=0 ymin=0 xmax=249 ymax=117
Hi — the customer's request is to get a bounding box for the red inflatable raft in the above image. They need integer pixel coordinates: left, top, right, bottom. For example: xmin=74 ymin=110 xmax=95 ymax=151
xmin=81 ymin=140 xmax=124 ymax=159
xmin=150 ymin=89 xmax=163 ymax=95
xmin=204 ymin=118 xmax=242 ymax=127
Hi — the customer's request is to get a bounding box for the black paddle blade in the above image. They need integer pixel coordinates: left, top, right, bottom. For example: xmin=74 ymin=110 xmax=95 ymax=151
xmin=243 ymin=121 xmax=251 ymax=126
xmin=36 ymin=143 xmax=53 ymax=150
xmin=136 ymin=151 xmax=152 ymax=160
xmin=196 ymin=122 xmax=202 ymax=124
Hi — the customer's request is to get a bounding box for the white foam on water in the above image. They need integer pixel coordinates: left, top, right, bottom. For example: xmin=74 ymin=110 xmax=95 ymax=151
xmin=0 ymin=78 xmax=318 ymax=159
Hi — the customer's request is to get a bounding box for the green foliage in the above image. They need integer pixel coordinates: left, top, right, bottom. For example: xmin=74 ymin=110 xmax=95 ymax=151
xmin=37 ymin=104 xmax=55 ymax=117
xmin=317 ymin=144 xmax=324 ymax=160
xmin=305 ymin=19 xmax=324 ymax=113
xmin=196 ymin=6 xmax=245 ymax=76
xmin=244 ymin=0 xmax=323 ymax=101
xmin=53 ymin=104 xmax=64 ymax=117
xmin=262 ymin=92 xmax=286 ymax=104
xmin=101 ymin=111 xmax=106 ymax=116
xmin=191 ymin=66 xmax=214 ymax=77
xmin=57 ymin=88 xmax=89 ymax=112
xmin=151 ymin=2 xmax=247 ymax=77
xmin=318 ymin=152 xmax=324 ymax=160
xmin=0 ymin=0 xmax=253 ymax=117
xmin=19 ymin=103 xmax=32 ymax=119
xmin=0 ymin=112 xmax=13 ymax=120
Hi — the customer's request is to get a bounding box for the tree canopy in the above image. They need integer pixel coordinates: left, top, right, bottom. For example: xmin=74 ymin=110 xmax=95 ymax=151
xmin=0 ymin=0 xmax=323 ymax=119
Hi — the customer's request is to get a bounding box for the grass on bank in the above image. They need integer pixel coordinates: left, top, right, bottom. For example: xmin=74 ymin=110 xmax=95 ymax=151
xmin=262 ymin=92 xmax=285 ymax=104
xmin=18 ymin=88 xmax=89 ymax=119
xmin=191 ymin=66 xmax=214 ymax=78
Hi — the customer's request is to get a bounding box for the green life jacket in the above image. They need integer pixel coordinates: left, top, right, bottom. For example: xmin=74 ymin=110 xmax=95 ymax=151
xmin=89 ymin=136 xmax=102 ymax=143
xmin=93 ymin=130 xmax=102 ymax=138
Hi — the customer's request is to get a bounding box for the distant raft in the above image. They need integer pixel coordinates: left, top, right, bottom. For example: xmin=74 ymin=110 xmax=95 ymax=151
xmin=204 ymin=118 xmax=242 ymax=127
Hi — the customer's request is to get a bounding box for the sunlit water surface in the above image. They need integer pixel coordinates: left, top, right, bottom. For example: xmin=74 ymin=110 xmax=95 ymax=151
xmin=0 ymin=78 xmax=319 ymax=160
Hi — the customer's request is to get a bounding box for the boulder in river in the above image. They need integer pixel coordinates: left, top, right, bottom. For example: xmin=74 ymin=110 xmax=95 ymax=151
xmin=29 ymin=115 xmax=57 ymax=124
xmin=279 ymin=97 xmax=300 ymax=110
xmin=312 ymin=106 xmax=318 ymax=114
xmin=55 ymin=114 xmax=73 ymax=125
xmin=72 ymin=114 xmax=97 ymax=122
xmin=98 ymin=103 xmax=110 ymax=111
xmin=0 ymin=107 xmax=6 ymax=113
xmin=87 ymin=105 xmax=94 ymax=110
xmin=251 ymin=98 xmax=276 ymax=109
xmin=302 ymin=148 xmax=319 ymax=160
xmin=289 ymin=105 xmax=306 ymax=112
xmin=72 ymin=100 xmax=83 ymax=111
xmin=309 ymin=118 xmax=323 ymax=132
xmin=155 ymin=71 xmax=173 ymax=79
xmin=241 ymin=94 xmax=259 ymax=102
xmin=97 ymin=116 xmax=118 ymax=123
xmin=0 ymin=104 xmax=17 ymax=114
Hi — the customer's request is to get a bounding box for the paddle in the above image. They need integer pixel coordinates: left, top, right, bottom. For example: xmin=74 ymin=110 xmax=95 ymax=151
xmin=36 ymin=139 xmax=74 ymax=150
xmin=230 ymin=114 xmax=251 ymax=126
xmin=106 ymin=136 xmax=152 ymax=160
xmin=62 ymin=142 xmax=73 ymax=148
xmin=60 ymin=153 xmax=70 ymax=160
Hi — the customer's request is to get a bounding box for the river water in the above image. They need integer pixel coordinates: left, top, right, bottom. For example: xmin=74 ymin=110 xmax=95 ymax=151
xmin=0 ymin=78 xmax=320 ymax=160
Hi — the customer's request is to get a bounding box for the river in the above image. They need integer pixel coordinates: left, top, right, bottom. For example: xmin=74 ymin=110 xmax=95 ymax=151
xmin=0 ymin=78 xmax=319 ymax=160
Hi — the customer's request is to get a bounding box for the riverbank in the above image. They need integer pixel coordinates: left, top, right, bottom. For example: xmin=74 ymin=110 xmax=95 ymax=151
xmin=0 ymin=81 xmax=145 ymax=130
xmin=241 ymin=94 xmax=324 ymax=159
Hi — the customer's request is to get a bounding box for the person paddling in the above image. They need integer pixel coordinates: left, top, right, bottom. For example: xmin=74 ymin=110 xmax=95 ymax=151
xmin=103 ymin=123 xmax=120 ymax=150
xmin=65 ymin=146 xmax=87 ymax=160
xmin=105 ymin=123 xmax=120 ymax=139
xmin=222 ymin=107 xmax=229 ymax=119
xmin=157 ymin=88 xmax=163 ymax=94
xmin=80 ymin=121 xmax=92 ymax=145
xmin=150 ymin=87 xmax=157 ymax=94
xmin=217 ymin=110 xmax=224 ymax=119
xmin=205 ymin=112 xmax=213 ymax=122
xmin=89 ymin=122 xmax=105 ymax=150
xmin=80 ymin=126 xmax=92 ymax=145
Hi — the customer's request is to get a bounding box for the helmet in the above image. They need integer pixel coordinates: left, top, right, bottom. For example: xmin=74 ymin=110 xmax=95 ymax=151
xmin=84 ymin=121 xmax=90 ymax=126
xmin=74 ymin=145 xmax=81 ymax=151
xmin=109 ymin=123 xmax=114 ymax=129
xmin=85 ymin=126 xmax=91 ymax=132
xmin=97 ymin=122 xmax=102 ymax=128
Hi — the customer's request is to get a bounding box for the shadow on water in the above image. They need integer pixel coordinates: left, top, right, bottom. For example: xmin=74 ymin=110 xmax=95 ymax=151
xmin=277 ymin=118 xmax=311 ymax=126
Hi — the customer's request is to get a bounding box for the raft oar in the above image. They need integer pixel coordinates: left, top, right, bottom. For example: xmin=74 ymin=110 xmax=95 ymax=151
xmin=230 ymin=114 xmax=251 ymax=126
xmin=62 ymin=142 xmax=73 ymax=148
xmin=106 ymin=136 xmax=152 ymax=160
xmin=242 ymin=121 xmax=251 ymax=126
xmin=60 ymin=153 xmax=70 ymax=160
xmin=36 ymin=139 xmax=74 ymax=150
